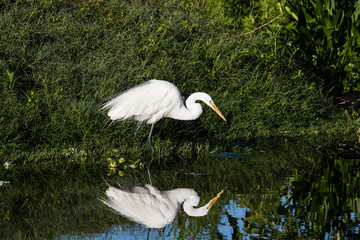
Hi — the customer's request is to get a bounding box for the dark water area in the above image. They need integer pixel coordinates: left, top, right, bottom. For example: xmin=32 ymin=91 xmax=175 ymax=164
xmin=1 ymin=137 xmax=360 ymax=239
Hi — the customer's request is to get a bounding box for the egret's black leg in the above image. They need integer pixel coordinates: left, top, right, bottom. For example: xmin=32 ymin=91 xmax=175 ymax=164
xmin=148 ymin=123 xmax=155 ymax=155
xmin=147 ymin=124 xmax=156 ymax=186
xmin=147 ymin=229 xmax=151 ymax=240
xmin=147 ymin=123 xmax=155 ymax=185
xmin=134 ymin=122 xmax=144 ymax=152
xmin=147 ymin=154 xmax=155 ymax=185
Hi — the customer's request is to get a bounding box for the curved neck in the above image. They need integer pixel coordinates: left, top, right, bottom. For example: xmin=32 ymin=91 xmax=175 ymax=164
xmin=168 ymin=93 xmax=204 ymax=120
xmin=165 ymin=188 xmax=210 ymax=217
xmin=183 ymin=202 xmax=209 ymax=217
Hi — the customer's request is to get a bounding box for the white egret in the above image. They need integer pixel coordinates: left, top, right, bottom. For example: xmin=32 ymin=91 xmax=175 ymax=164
xmin=101 ymin=184 xmax=224 ymax=228
xmin=102 ymin=79 xmax=226 ymax=153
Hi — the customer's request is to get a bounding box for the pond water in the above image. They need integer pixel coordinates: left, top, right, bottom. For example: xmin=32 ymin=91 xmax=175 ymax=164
xmin=1 ymin=138 xmax=360 ymax=239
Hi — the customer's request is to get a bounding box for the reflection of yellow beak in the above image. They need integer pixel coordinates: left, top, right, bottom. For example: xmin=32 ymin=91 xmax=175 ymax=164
xmin=210 ymin=101 xmax=226 ymax=121
xmin=207 ymin=190 xmax=224 ymax=209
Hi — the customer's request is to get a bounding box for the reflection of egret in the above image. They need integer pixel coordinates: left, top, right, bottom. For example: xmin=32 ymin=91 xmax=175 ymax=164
xmin=102 ymin=80 xmax=226 ymax=153
xmin=337 ymin=141 xmax=360 ymax=159
xmin=336 ymin=91 xmax=360 ymax=119
xmin=101 ymin=184 xmax=224 ymax=228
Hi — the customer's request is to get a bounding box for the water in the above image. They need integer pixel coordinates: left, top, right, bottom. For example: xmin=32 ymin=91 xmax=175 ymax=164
xmin=1 ymin=138 xmax=360 ymax=239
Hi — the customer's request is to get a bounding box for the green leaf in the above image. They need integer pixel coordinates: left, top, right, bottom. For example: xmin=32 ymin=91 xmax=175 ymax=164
xmin=128 ymin=164 xmax=136 ymax=169
xmin=285 ymin=6 xmax=298 ymax=21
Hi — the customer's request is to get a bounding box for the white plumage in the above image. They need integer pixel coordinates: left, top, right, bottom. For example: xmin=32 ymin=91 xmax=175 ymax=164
xmin=102 ymin=80 xmax=226 ymax=153
xmin=101 ymin=184 xmax=223 ymax=228
xmin=103 ymin=80 xmax=181 ymax=124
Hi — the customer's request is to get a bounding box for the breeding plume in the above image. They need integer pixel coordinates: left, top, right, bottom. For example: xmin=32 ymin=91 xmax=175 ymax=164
xmin=101 ymin=184 xmax=224 ymax=228
xmin=102 ymin=79 xmax=226 ymax=153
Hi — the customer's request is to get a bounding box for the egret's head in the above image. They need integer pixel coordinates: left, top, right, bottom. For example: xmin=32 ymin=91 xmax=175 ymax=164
xmin=182 ymin=189 xmax=224 ymax=217
xmin=195 ymin=93 xmax=226 ymax=121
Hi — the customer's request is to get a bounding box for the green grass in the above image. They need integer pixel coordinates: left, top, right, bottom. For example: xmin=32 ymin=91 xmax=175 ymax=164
xmin=0 ymin=0 xmax=358 ymax=165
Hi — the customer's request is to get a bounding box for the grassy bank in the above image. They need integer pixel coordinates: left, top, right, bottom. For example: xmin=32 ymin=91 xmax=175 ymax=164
xmin=0 ymin=0 xmax=357 ymax=164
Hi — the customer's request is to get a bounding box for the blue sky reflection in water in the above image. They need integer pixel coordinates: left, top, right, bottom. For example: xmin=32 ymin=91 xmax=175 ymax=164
xmin=92 ymin=139 xmax=360 ymax=239
xmin=3 ymin=138 xmax=360 ymax=239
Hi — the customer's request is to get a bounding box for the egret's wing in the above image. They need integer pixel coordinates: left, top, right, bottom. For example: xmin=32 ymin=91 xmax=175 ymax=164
xmin=101 ymin=186 xmax=177 ymax=228
xmin=102 ymin=80 xmax=183 ymax=123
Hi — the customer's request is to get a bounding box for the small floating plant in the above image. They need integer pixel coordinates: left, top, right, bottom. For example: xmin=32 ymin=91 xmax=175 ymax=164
xmin=107 ymin=157 xmax=144 ymax=176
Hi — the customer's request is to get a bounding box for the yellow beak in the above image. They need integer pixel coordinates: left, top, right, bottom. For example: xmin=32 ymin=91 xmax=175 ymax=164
xmin=210 ymin=101 xmax=226 ymax=121
xmin=207 ymin=189 xmax=224 ymax=209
